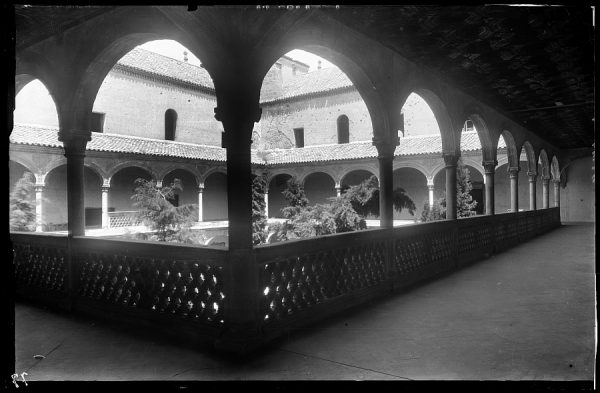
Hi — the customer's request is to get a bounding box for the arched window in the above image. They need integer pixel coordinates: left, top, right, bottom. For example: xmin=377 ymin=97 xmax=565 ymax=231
xmin=165 ymin=109 xmax=178 ymax=141
xmin=337 ymin=115 xmax=349 ymax=144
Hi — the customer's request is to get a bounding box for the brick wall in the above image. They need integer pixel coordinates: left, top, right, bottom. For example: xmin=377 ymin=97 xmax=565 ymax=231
xmin=257 ymin=89 xmax=373 ymax=149
xmin=93 ymin=69 xmax=223 ymax=146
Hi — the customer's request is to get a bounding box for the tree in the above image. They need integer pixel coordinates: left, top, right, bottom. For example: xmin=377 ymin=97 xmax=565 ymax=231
xmin=341 ymin=175 xmax=416 ymax=218
xmin=131 ymin=178 xmax=197 ymax=243
xmin=421 ymin=159 xmax=477 ymax=221
xmin=252 ymin=172 xmax=268 ymax=245
xmin=280 ymin=176 xmax=309 ymax=219
xmin=10 ymin=171 xmax=36 ymax=232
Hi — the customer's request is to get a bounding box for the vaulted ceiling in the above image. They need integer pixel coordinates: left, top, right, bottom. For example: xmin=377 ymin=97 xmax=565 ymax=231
xmin=327 ymin=5 xmax=594 ymax=150
xmin=13 ymin=5 xmax=595 ymax=150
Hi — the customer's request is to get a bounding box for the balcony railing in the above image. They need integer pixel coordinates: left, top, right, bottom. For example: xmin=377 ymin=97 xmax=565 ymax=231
xmin=108 ymin=211 xmax=143 ymax=228
xmin=12 ymin=208 xmax=561 ymax=352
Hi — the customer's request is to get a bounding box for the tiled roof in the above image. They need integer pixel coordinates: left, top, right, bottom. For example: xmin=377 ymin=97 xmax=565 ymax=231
xmin=264 ymin=131 xmax=505 ymax=165
xmin=11 ymin=124 xmax=504 ymax=166
xmin=116 ymin=47 xmax=215 ymax=90
xmin=117 ymin=48 xmax=353 ymax=103
xmin=263 ymin=68 xmax=354 ymax=103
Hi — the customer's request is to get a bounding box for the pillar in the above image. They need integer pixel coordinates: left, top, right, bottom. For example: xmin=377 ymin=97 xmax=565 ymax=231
xmin=34 ymin=182 xmax=44 ymax=232
xmin=426 ymin=177 xmax=435 ymax=207
xmin=553 ymin=179 xmax=560 ymax=208
xmin=101 ymin=179 xmax=110 ymax=229
xmin=542 ymin=176 xmax=550 ymax=209
xmin=264 ymin=190 xmax=269 ymax=218
xmin=59 ymin=131 xmax=90 ymax=236
xmin=335 ymin=183 xmax=342 ymax=198
xmin=482 ymin=160 xmax=497 ymax=215
xmin=373 ymin=137 xmax=398 ymax=228
xmin=528 ymin=171 xmax=537 ymax=211
xmin=198 ymin=184 xmax=204 ymax=222
xmin=508 ymin=167 xmax=519 ymax=213
xmin=443 ymin=154 xmax=459 ymax=219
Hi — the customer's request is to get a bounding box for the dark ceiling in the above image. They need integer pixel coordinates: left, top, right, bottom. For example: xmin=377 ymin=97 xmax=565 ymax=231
xmin=12 ymin=5 xmax=595 ymax=150
xmin=328 ymin=5 xmax=595 ymax=150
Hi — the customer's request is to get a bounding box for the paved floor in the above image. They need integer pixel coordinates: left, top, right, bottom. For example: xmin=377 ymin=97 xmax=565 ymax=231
xmin=14 ymin=224 xmax=595 ymax=381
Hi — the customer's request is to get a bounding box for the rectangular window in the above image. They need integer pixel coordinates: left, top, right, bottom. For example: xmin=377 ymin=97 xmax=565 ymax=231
xmin=91 ymin=112 xmax=105 ymax=133
xmin=294 ymin=127 xmax=304 ymax=148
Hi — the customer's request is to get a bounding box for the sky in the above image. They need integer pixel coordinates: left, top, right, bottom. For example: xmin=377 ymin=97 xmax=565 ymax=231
xmin=138 ymin=40 xmax=334 ymax=72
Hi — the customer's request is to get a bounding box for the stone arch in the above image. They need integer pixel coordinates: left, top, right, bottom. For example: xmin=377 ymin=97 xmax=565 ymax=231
xmin=107 ymin=162 xmax=157 ymax=183
xmin=298 ymin=168 xmax=338 ymax=184
xmin=459 ymin=157 xmax=485 ymax=179
xmin=459 ymin=110 xmax=496 ymax=162
xmin=393 ymin=166 xmax=429 ymax=220
xmin=405 ymin=88 xmax=458 ymax=155
xmin=8 ymin=155 xmax=37 ymax=177
xmin=84 ymin=161 xmax=108 ymax=182
xmin=201 ymin=166 xmax=227 ymax=184
xmin=65 ymin=17 xmax=217 ymax=138
xmin=551 ymin=155 xmax=561 ymax=181
xmin=158 ymin=164 xmax=202 ymax=186
xmin=392 ymin=161 xmax=431 ymax=179
xmin=266 ymin=169 xmax=298 ymax=184
xmin=340 ymin=168 xmax=378 ymax=186
xmin=14 ymin=77 xmax=60 ymax=128
xmin=162 ymin=167 xmax=199 ymax=208
xmin=538 ymin=149 xmax=550 ymax=178
xmin=519 ymin=141 xmax=537 ymax=174
xmin=498 ymin=130 xmax=519 ymax=169
xmin=259 ymin=26 xmax=392 ymax=142
xmin=302 ymin=171 xmax=336 ymax=205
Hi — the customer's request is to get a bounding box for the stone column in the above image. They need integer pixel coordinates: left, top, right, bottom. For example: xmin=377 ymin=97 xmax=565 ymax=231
xmin=59 ymin=131 xmax=91 ymax=236
xmin=508 ymin=167 xmax=519 ymax=213
xmin=198 ymin=184 xmax=204 ymax=222
xmin=373 ymin=137 xmax=398 ymax=229
xmin=553 ymin=179 xmax=560 ymax=208
xmin=482 ymin=160 xmax=497 ymax=215
xmin=426 ymin=177 xmax=435 ymax=207
xmin=542 ymin=176 xmax=550 ymax=209
xmin=335 ymin=183 xmax=342 ymax=198
xmin=443 ymin=154 xmax=459 ymax=219
xmin=101 ymin=179 xmax=110 ymax=229
xmin=34 ymin=182 xmax=45 ymax=232
xmin=528 ymin=171 xmax=537 ymax=211
xmin=264 ymin=190 xmax=269 ymax=218
xmin=215 ymin=104 xmax=260 ymax=250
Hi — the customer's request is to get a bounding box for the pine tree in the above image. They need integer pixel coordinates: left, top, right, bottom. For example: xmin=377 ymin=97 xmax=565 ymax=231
xmin=131 ymin=178 xmax=197 ymax=243
xmin=9 ymin=171 xmax=36 ymax=232
xmin=421 ymin=159 xmax=477 ymax=221
xmin=252 ymin=172 xmax=268 ymax=245
xmin=341 ymin=175 xmax=416 ymax=218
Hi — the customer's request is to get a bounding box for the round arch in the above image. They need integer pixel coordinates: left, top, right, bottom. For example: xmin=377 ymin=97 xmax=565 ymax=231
xmin=392 ymin=161 xmax=430 ymax=179
xmin=519 ymin=141 xmax=537 ymax=174
xmin=201 ymin=166 xmax=227 ymax=184
xmin=302 ymin=171 xmax=336 ymax=205
xmin=259 ymin=26 xmax=392 ymax=142
xmin=158 ymin=164 xmax=202 ymax=186
xmin=393 ymin=166 xmax=429 ymax=220
xmin=550 ymin=155 xmax=561 ymax=181
xmin=107 ymin=162 xmax=157 ymax=183
xmin=14 ymin=78 xmax=60 ymax=128
xmin=497 ymin=130 xmax=519 ymax=169
xmin=538 ymin=149 xmax=550 ymax=178
xmin=340 ymin=168 xmax=378 ymax=187
xmin=459 ymin=110 xmax=496 ymax=162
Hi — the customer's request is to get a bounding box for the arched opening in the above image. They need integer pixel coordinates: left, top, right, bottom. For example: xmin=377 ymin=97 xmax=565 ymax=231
xmin=337 ymin=115 xmax=349 ymax=144
xmin=392 ymin=167 xmax=427 ymax=221
xmin=495 ymin=163 xmax=511 ymax=213
xmin=518 ymin=148 xmax=532 ymax=211
xmin=163 ymin=168 xmax=198 ymax=210
xmin=303 ymin=172 xmax=336 ymax=205
xmin=463 ymin=164 xmax=485 ymax=215
xmin=257 ymin=49 xmax=373 ymax=149
xmin=110 ymin=166 xmax=153 ymax=212
xmin=9 ymin=161 xmax=32 ymax=193
xmin=83 ymin=166 xmax=103 ymax=229
xmin=340 ymin=169 xmax=376 ymax=192
xmin=204 ymin=172 xmax=228 ymax=221
xmin=92 ymin=39 xmax=220 ymax=145
xmin=164 ymin=109 xmax=178 ymax=141
xmin=9 ymin=161 xmax=36 ymax=232
xmin=267 ymin=173 xmax=292 ymax=218
xmin=400 ymin=92 xmax=441 ymax=137
xmin=44 ymin=165 xmax=68 ymax=231
xmin=14 ymin=79 xmax=59 ymax=127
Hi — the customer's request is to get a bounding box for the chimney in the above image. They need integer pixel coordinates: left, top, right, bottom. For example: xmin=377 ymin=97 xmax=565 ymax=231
xmin=317 ymin=60 xmax=322 ymax=70
xmin=183 ymin=51 xmax=188 ymax=63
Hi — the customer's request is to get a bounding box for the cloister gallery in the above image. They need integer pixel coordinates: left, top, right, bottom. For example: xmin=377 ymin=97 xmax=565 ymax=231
xmin=9 ymin=5 xmax=594 ymax=353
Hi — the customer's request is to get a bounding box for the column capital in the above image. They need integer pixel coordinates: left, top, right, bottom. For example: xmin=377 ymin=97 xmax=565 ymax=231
xmin=34 ymin=183 xmax=45 ymax=192
xmin=443 ymin=153 xmax=460 ymax=167
xmin=482 ymin=160 xmax=498 ymax=174
xmin=372 ymin=136 xmax=399 ymax=158
xmin=58 ymin=130 xmax=91 ymax=156
xmin=541 ymin=175 xmax=551 ymax=183
xmin=508 ymin=166 xmax=520 ymax=177
xmin=527 ymin=171 xmax=537 ymax=181
xmin=101 ymin=185 xmax=110 ymax=193
xmin=426 ymin=176 xmax=435 ymax=187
